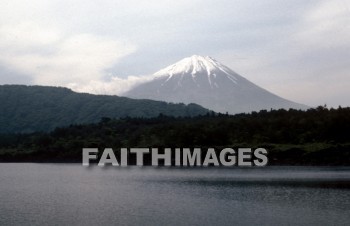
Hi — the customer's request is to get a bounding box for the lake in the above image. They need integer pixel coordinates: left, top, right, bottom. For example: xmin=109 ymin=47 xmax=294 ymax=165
xmin=0 ymin=164 xmax=349 ymax=225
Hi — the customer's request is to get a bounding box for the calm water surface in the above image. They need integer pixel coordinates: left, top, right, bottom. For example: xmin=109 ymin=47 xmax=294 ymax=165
xmin=0 ymin=164 xmax=349 ymax=226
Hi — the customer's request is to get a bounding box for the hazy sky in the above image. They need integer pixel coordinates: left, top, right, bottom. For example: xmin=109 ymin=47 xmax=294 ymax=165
xmin=0 ymin=0 xmax=349 ymax=107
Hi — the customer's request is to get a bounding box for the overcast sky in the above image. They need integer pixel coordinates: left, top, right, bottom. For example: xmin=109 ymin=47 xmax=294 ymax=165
xmin=0 ymin=0 xmax=349 ymax=107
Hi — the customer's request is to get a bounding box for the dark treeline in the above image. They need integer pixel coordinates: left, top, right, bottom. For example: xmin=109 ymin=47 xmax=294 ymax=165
xmin=0 ymin=106 xmax=350 ymax=165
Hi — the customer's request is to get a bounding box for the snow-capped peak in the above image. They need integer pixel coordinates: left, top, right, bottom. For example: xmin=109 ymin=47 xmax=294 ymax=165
xmin=124 ymin=55 xmax=308 ymax=114
xmin=154 ymin=55 xmax=233 ymax=78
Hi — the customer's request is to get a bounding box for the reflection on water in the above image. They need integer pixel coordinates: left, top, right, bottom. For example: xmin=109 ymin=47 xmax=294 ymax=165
xmin=0 ymin=164 xmax=349 ymax=226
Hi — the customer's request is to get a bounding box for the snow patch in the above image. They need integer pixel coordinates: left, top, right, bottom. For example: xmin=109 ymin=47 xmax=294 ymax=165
xmin=154 ymin=55 xmax=239 ymax=88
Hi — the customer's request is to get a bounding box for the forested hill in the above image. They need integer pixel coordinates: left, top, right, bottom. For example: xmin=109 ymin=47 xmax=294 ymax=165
xmin=0 ymin=106 xmax=349 ymax=165
xmin=0 ymin=85 xmax=208 ymax=133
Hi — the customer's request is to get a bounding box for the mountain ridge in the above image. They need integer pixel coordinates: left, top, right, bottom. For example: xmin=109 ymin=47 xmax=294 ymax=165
xmin=0 ymin=85 xmax=208 ymax=133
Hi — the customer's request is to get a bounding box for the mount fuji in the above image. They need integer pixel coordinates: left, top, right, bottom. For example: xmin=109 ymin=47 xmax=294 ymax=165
xmin=123 ymin=55 xmax=308 ymax=114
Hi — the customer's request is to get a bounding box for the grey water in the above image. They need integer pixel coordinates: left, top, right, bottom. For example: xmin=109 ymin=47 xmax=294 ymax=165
xmin=0 ymin=164 xmax=349 ymax=226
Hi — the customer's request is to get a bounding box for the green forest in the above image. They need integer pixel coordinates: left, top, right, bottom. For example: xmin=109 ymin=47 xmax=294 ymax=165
xmin=1 ymin=106 xmax=349 ymax=165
